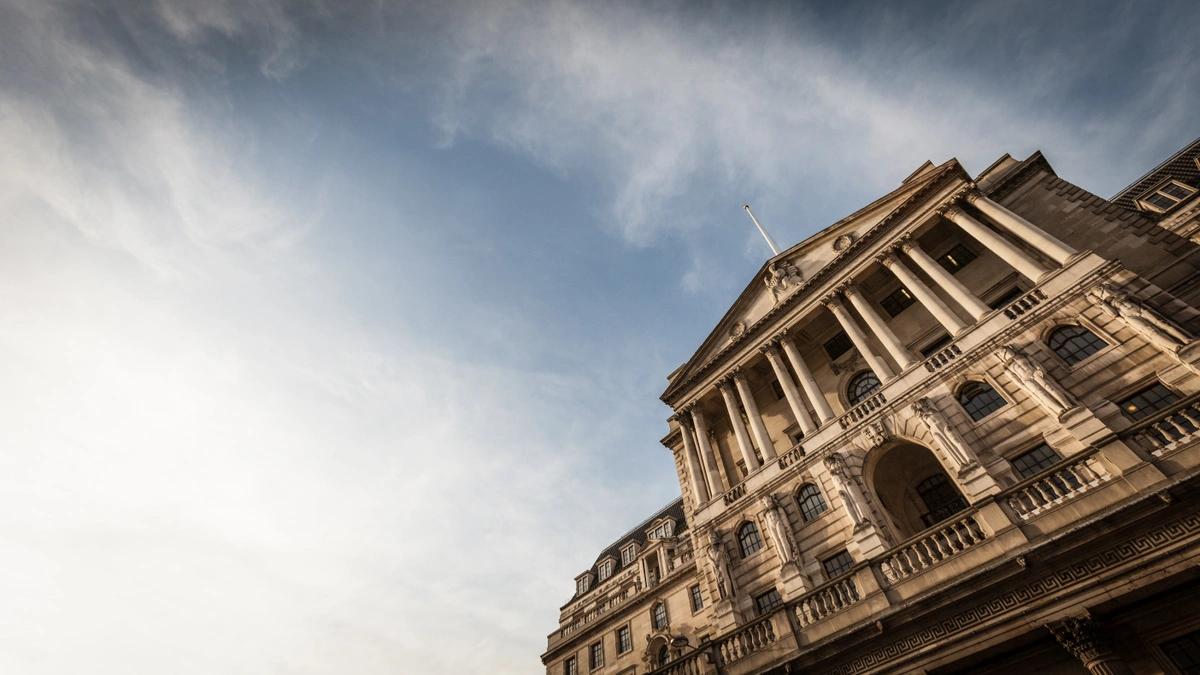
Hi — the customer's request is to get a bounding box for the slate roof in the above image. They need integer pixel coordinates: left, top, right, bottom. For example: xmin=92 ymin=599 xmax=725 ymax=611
xmin=1111 ymin=136 xmax=1200 ymax=213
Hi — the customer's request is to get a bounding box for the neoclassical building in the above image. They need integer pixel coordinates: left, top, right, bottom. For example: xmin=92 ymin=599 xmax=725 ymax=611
xmin=542 ymin=137 xmax=1200 ymax=675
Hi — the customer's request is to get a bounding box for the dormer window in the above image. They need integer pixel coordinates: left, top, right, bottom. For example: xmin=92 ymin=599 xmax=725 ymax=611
xmin=620 ymin=543 xmax=639 ymax=566
xmin=1137 ymin=179 xmax=1196 ymax=213
xmin=647 ymin=518 xmax=675 ymax=540
xmin=575 ymin=572 xmax=593 ymax=595
xmin=597 ymin=558 xmax=615 ymax=582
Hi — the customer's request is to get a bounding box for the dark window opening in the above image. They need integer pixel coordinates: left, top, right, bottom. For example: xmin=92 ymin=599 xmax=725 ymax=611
xmin=689 ymin=585 xmax=704 ymax=612
xmin=847 ymin=370 xmax=881 ymax=406
xmin=958 ymin=381 xmax=1006 ymax=421
xmin=937 ymin=243 xmax=977 ymax=273
xmin=651 ymin=602 xmax=668 ymax=630
xmin=770 ymin=379 xmax=785 ymax=400
xmin=616 ymin=626 xmax=632 ymax=654
xmin=1118 ymin=382 xmax=1179 ymax=420
xmin=987 ymin=286 xmax=1025 ymax=310
xmin=754 ymin=588 xmax=782 ymax=616
xmin=796 ymin=484 xmax=828 ymax=522
xmin=920 ymin=334 xmax=952 ymax=358
xmin=738 ymin=522 xmax=763 ymax=557
xmin=879 ymin=287 xmax=916 ymax=317
xmin=1048 ymin=325 xmax=1108 ymax=365
xmin=821 ymin=550 xmax=855 ymax=578
xmin=1161 ymin=628 xmax=1200 ymax=673
xmin=824 ymin=331 xmax=853 ymax=360
xmin=917 ymin=474 xmax=967 ymax=527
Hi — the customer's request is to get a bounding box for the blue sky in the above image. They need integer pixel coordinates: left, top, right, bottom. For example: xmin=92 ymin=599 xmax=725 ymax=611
xmin=0 ymin=1 xmax=1197 ymax=673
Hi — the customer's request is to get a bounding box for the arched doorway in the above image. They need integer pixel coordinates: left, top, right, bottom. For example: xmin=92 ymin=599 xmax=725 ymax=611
xmin=867 ymin=442 xmax=968 ymax=538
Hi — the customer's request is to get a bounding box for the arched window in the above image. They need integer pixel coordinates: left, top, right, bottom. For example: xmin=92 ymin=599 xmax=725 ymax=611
xmin=657 ymin=645 xmax=671 ymax=666
xmin=796 ymin=483 xmax=828 ymax=522
xmin=1047 ymin=325 xmax=1108 ymax=365
xmin=957 ymin=381 xmax=1007 ymax=421
xmin=916 ymin=474 xmax=967 ymax=527
xmin=738 ymin=521 xmax=763 ymax=557
xmin=847 ymin=370 xmax=881 ymax=406
xmin=651 ymin=601 xmax=669 ymax=630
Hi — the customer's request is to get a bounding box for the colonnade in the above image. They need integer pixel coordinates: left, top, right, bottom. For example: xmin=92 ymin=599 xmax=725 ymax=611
xmin=675 ymin=192 xmax=1078 ymax=503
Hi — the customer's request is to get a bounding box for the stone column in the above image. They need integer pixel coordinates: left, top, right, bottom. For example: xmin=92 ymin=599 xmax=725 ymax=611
xmin=762 ymin=341 xmax=816 ymax=435
xmin=1046 ymin=616 xmax=1133 ymax=675
xmin=780 ymin=335 xmax=836 ymax=423
xmin=676 ymin=413 xmax=711 ymax=504
xmin=966 ymin=192 xmax=1076 ymax=266
xmin=734 ymin=370 xmax=777 ymax=461
xmin=898 ymin=238 xmax=990 ymax=320
xmin=718 ymin=376 xmax=760 ymax=472
xmin=823 ymin=290 xmax=896 ymax=381
xmin=691 ymin=408 xmax=727 ymax=495
xmin=843 ymin=283 xmax=918 ymax=369
xmin=878 ymin=251 xmax=968 ymax=335
xmin=942 ymin=204 xmax=1050 ymax=282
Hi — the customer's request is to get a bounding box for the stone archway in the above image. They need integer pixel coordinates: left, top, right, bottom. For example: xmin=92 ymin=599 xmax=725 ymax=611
xmin=865 ymin=441 xmax=968 ymax=539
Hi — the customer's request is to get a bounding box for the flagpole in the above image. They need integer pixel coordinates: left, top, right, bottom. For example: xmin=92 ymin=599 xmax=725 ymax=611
xmin=743 ymin=204 xmax=781 ymax=256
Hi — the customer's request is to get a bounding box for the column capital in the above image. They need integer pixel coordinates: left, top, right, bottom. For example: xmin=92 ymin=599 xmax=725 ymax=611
xmin=893 ymin=233 xmax=916 ymax=253
xmin=938 ymin=203 xmax=965 ymax=220
xmin=758 ymin=337 xmax=783 ymax=356
xmin=874 ymin=250 xmax=901 ymax=267
xmin=1046 ymin=616 xmax=1131 ymax=674
xmin=821 ymin=289 xmax=846 ymax=308
xmin=962 ymin=190 xmax=984 ymax=206
xmin=715 ymin=372 xmax=736 ymax=390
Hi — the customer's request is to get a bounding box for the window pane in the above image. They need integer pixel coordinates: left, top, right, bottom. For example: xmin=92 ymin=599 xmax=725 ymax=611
xmin=1010 ymin=443 xmax=1063 ymax=479
xmin=937 ymin=243 xmax=977 ymax=273
xmin=847 ymin=371 xmax=881 ymax=405
xmin=1118 ymin=382 xmax=1179 ymax=420
xmin=879 ymin=287 xmax=916 ymax=317
xmin=824 ymin=331 xmax=853 ymax=360
xmin=652 ymin=602 xmax=668 ymax=630
xmin=617 ymin=626 xmax=632 ymax=653
xmin=1161 ymin=182 xmax=1194 ymax=200
xmin=565 ymin=656 xmax=577 ymax=675
xmin=917 ymin=474 xmax=967 ymax=527
xmin=1146 ymin=192 xmax=1178 ymax=210
xmin=1048 ymin=325 xmax=1107 ymax=365
xmin=822 ymin=550 xmax=854 ymax=578
xmin=754 ymin=588 xmax=782 ymax=615
xmin=690 ymin=585 xmax=704 ymax=612
xmin=958 ymin=382 xmax=1006 ymax=421
xmin=797 ymin=484 xmax=828 ymax=521
xmin=739 ymin=522 xmax=763 ymax=557
xmin=1161 ymin=628 xmax=1200 ymax=672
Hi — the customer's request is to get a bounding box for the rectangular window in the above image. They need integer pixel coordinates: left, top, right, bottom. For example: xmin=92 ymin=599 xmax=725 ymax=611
xmin=1010 ymin=443 xmax=1063 ymax=479
xmin=616 ymin=625 xmax=632 ymax=654
xmin=987 ymin=286 xmax=1025 ymax=310
xmin=787 ymin=426 xmax=805 ymax=446
xmin=919 ymin=333 xmax=952 ymax=358
xmin=879 ymin=287 xmax=916 ymax=317
xmin=770 ymin=379 xmax=785 ymax=400
xmin=589 ymin=642 xmax=604 ymax=670
xmin=564 ymin=656 xmax=577 ymax=675
xmin=689 ymin=584 xmax=704 ymax=612
xmin=754 ymin=587 xmax=782 ymax=616
xmin=821 ymin=550 xmax=855 ymax=579
xmin=1118 ymin=382 xmax=1179 ymax=420
xmin=823 ymin=331 xmax=853 ymax=360
xmin=621 ymin=544 xmax=637 ymax=566
xmin=1161 ymin=628 xmax=1200 ymax=672
xmin=937 ymin=243 xmax=977 ymax=273
xmin=1138 ymin=179 xmax=1197 ymax=213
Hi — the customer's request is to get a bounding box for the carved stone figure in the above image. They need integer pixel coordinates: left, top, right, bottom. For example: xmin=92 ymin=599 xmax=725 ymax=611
xmin=860 ymin=420 xmax=889 ymax=449
xmin=706 ymin=530 xmax=736 ymax=600
xmin=765 ymin=260 xmax=803 ymax=301
xmin=911 ymin=397 xmax=979 ymax=475
xmin=1090 ymin=284 xmax=1192 ymax=353
xmin=999 ymin=345 xmax=1078 ymax=418
xmin=823 ymin=453 xmax=869 ymax=529
xmin=759 ymin=494 xmax=799 ymax=565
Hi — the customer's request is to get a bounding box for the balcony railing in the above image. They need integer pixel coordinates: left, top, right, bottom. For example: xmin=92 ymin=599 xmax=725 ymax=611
xmin=1003 ymin=449 xmax=1112 ymax=520
xmin=839 ymin=391 xmax=886 ymax=429
xmin=1120 ymin=392 xmax=1200 ymax=457
xmin=1001 ymin=287 xmax=1048 ymax=319
xmin=652 ymin=610 xmax=785 ymax=675
xmin=879 ymin=513 xmax=987 ymax=583
xmin=794 ymin=570 xmax=862 ymax=627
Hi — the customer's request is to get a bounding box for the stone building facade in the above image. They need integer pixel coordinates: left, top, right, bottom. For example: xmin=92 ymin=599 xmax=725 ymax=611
xmin=542 ymin=137 xmax=1200 ymax=675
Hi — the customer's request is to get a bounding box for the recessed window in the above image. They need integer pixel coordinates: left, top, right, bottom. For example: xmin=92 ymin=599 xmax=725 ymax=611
xmin=937 ymin=243 xmax=977 ymax=273
xmin=651 ymin=601 xmax=669 ymax=630
xmin=917 ymin=474 xmax=967 ymax=527
xmin=589 ymin=641 xmax=604 ymax=670
xmin=648 ymin=519 xmax=674 ymax=540
xmin=1010 ymin=443 xmax=1063 ymax=479
xmin=1047 ymin=325 xmax=1108 ymax=365
xmin=616 ymin=625 xmax=632 ymax=654
xmin=787 ymin=426 xmax=805 ymax=446
xmin=987 ymin=286 xmax=1025 ymax=310
xmin=689 ymin=584 xmax=704 ymax=612
xmin=1117 ymin=382 xmax=1179 ymax=420
xmin=1138 ymin=180 xmax=1196 ymax=213
xmin=1160 ymin=628 xmax=1200 ymax=672
xmin=738 ymin=521 xmax=763 ymax=557
xmin=656 ymin=645 xmax=671 ymax=667
xmin=824 ymin=331 xmax=853 ymax=360
xmin=576 ymin=575 xmax=591 ymax=595
xmin=879 ymin=287 xmax=916 ymax=317
xmin=770 ymin=379 xmax=785 ymax=400
xmin=821 ymin=550 xmax=855 ymax=579
xmin=920 ymin=333 xmax=952 ymax=358
xmin=754 ymin=587 xmax=783 ymax=616
xmin=847 ymin=370 xmax=881 ymax=406
xmin=796 ymin=483 xmax=828 ymax=522
xmin=597 ymin=559 xmax=614 ymax=582
xmin=564 ymin=656 xmax=577 ymax=675
xmin=958 ymin=381 xmax=1007 ymax=421
xmin=620 ymin=543 xmax=638 ymax=566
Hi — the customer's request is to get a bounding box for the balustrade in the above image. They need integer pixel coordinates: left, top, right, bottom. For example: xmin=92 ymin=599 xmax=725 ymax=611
xmin=922 ymin=344 xmax=963 ymax=372
xmin=839 ymin=391 xmax=887 ymax=429
xmin=1004 ymin=451 xmax=1111 ymax=519
xmin=723 ymin=483 xmax=747 ymax=505
xmin=1001 ymin=288 xmax=1047 ymax=319
xmin=1121 ymin=394 xmax=1200 ymax=456
xmin=794 ymin=573 xmax=861 ymax=627
xmin=778 ymin=442 xmax=805 ymax=469
xmin=716 ymin=612 xmax=779 ymax=665
xmin=880 ymin=514 xmax=986 ymax=583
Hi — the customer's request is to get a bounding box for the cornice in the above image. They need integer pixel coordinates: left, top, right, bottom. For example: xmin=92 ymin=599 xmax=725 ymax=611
xmin=986 ymin=151 xmax=1055 ymax=203
xmin=661 ymin=162 xmax=971 ymax=407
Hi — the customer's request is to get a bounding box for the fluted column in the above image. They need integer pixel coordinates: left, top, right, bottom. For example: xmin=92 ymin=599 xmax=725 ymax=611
xmin=1046 ymin=617 xmax=1133 ymax=675
xmin=942 ymin=204 xmax=1050 ymax=282
xmin=878 ymin=251 xmax=968 ymax=335
xmin=691 ymin=408 xmax=727 ymax=495
xmin=823 ymin=290 xmax=896 ymax=381
xmin=762 ymin=341 xmax=816 ymax=435
xmin=718 ymin=376 xmax=760 ymax=472
xmin=780 ymin=335 xmax=836 ymax=423
xmin=967 ymin=192 xmax=1076 ymax=265
xmin=898 ymin=238 xmax=990 ymax=320
xmin=843 ymin=284 xmax=917 ymax=369
xmin=734 ymin=370 xmax=777 ymax=461
xmin=676 ymin=413 xmax=711 ymax=503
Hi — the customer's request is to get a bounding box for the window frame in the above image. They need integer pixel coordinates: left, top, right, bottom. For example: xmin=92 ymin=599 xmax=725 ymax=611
xmin=916 ymin=473 xmax=968 ymax=527
xmin=935 ymin=242 xmax=978 ymax=274
xmin=1136 ymin=178 xmax=1197 ymax=214
xmin=596 ymin=557 xmax=615 ymax=582
xmin=620 ymin=542 xmax=639 ymax=566
xmin=753 ymin=587 xmax=783 ymax=616
xmin=689 ymin=584 xmax=704 ymax=613
xmin=1045 ymin=323 xmax=1111 ymax=368
xmin=846 ymin=370 xmax=882 ymax=406
xmin=1008 ymin=441 xmax=1065 ymax=480
xmin=956 ymin=379 xmax=1008 ymax=422
xmin=737 ymin=521 xmax=764 ymax=558
xmin=878 ymin=286 xmax=917 ymax=317
xmin=651 ymin=601 xmax=669 ymax=631
xmin=796 ymin=483 xmax=828 ymax=522
xmin=616 ymin=624 xmax=633 ymax=654
xmin=564 ymin=655 xmax=578 ymax=675
xmin=588 ymin=640 xmax=604 ymax=670
xmin=824 ymin=331 xmax=853 ymax=360
xmin=821 ymin=549 xmax=855 ymax=579
xmin=1116 ymin=381 xmax=1181 ymax=421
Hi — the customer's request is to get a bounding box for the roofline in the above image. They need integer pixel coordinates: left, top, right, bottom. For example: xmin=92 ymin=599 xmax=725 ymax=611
xmin=1110 ymin=135 xmax=1200 ymax=200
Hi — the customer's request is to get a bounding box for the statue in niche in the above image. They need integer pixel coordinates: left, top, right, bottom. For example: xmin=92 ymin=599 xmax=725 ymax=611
xmin=911 ymin=397 xmax=979 ymax=476
xmin=705 ymin=530 xmax=736 ymax=600
xmin=1089 ymin=284 xmax=1192 ymax=353
xmin=998 ymin=345 xmax=1078 ymax=418
xmin=765 ymin=260 xmax=803 ymax=302
xmin=823 ymin=452 xmax=870 ymax=529
xmin=759 ymin=494 xmax=799 ymax=565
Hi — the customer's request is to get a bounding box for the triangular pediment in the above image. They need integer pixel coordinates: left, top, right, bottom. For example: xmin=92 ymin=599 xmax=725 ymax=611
xmin=664 ymin=160 xmax=963 ymax=401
